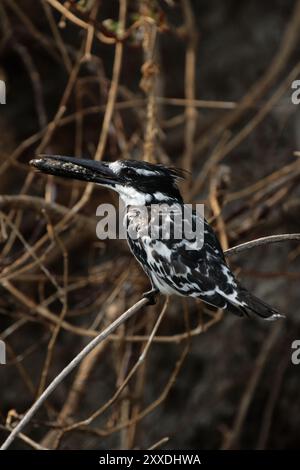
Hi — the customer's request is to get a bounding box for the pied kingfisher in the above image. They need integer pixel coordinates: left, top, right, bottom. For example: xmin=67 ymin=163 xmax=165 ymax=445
xmin=30 ymin=156 xmax=283 ymax=320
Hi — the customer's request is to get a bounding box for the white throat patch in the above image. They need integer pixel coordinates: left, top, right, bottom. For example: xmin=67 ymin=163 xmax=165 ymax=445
xmin=114 ymin=184 xmax=151 ymax=206
xmin=109 ymin=161 xmax=122 ymax=174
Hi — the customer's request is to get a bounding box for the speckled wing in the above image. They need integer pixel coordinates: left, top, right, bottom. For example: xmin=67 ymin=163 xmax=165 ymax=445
xmin=126 ymin=208 xmax=283 ymax=320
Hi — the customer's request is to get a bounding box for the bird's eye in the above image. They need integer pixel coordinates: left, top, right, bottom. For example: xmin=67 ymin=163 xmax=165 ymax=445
xmin=123 ymin=168 xmax=136 ymax=178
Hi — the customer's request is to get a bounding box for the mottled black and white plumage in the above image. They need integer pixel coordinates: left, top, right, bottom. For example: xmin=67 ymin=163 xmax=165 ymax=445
xmin=30 ymin=156 xmax=284 ymax=320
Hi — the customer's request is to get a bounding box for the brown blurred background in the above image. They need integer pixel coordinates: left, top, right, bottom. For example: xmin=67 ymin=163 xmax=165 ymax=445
xmin=0 ymin=0 xmax=300 ymax=450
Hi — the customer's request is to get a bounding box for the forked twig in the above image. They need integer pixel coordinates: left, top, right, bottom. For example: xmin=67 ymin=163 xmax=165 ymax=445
xmin=225 ymin=233 xmax=300 ymax=256
xmin=1 ymin=232 xmax=299 ymax=449
xmin=0 ymin=298 xmax=148 ymax=450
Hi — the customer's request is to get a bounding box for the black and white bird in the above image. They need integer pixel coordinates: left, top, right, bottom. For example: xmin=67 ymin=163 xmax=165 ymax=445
xmin=30 ymin=156 xmax=283 ymax=320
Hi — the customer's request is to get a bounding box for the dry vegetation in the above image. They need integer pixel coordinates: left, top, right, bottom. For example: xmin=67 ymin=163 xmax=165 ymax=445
xmin=0 ymin=0 xmax=300 ymax=450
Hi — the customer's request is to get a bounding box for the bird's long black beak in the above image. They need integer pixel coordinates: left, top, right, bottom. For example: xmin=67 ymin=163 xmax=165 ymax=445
xmin=30 ymin=155 xmax=117 ymax=186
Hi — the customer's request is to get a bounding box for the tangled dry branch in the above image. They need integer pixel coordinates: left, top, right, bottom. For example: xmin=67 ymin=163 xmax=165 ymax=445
xmin=1 ymin=0 xmax=300 ymax=452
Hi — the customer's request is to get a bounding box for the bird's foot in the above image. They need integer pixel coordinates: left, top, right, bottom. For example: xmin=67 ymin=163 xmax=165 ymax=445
xmin=142 ymin=288 xmax=159 ymax=306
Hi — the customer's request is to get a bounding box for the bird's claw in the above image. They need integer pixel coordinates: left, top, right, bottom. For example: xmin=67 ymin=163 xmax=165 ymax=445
xmin=142 ymin=288 xmax=159 ymax=306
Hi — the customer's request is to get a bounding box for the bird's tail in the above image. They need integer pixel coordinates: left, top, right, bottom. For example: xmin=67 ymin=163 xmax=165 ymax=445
xmin=227 ymin=285 xmax=285 ymax=321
